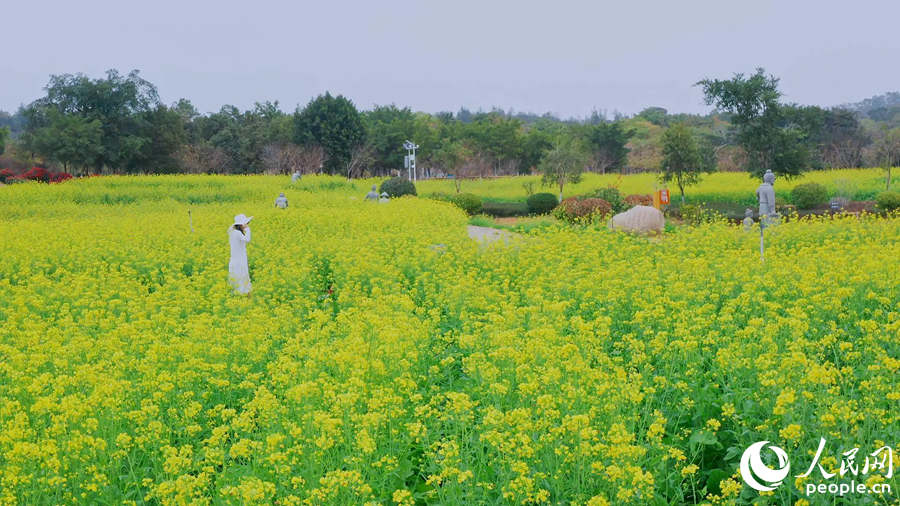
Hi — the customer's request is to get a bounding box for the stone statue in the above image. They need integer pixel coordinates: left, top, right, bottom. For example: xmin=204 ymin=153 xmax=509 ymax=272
xmin=756 ymin=170 xmax=777 ymax=225
xmin=742 ymin=208 xmax=754 ymax=231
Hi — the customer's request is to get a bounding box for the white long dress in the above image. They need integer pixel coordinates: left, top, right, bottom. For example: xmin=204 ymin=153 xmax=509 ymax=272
xmin=228 ymin=226 xmax=252 ymax=294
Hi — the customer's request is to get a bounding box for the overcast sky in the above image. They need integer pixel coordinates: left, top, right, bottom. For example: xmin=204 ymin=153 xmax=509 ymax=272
xmin=3 ymin=0 xmax=898 ymax=118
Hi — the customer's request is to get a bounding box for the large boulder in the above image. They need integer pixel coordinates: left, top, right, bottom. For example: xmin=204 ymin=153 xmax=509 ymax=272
xmin=609 ymin=205 xmax=664 ymax=235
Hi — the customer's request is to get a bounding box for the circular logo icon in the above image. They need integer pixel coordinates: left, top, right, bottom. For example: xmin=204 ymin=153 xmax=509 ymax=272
xmin=739 ymin=441 xmax=790 ymax=491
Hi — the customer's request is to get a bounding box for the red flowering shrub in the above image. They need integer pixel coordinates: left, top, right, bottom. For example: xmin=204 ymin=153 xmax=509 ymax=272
xmin=625 ymin=194 xmax=653 ymax=208
xmin=553 ymin=197 xmax=612 ymax=224
xmin=0 ymin=168 xmax=14 ymax=184
xmin=49 ymin=172 xmax=73 ymax=183
xmin=22 ymin=167 xmax=51 ymax=183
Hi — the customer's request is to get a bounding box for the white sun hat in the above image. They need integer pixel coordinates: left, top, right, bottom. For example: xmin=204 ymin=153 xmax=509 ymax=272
xmin=233 ymin=214 xmax=253 ymax=226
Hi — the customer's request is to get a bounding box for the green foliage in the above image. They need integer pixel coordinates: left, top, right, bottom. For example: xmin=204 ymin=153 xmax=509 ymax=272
xmin=21 ymin=69 xmax=174 ymax=173
xmin=363 ymin=105 xmax=415 ymax=173
xmin=660 ymin=123 xmax=712 ymax=203
xmin=449 ymin=193 xmax=483 ymax=215
xmin=540 ymin=140 xmax=588 ymax=200
xmin=380 ymin=177 xmax=416 ymax=198
xmin=294 ymin=93 xmax=365 ymax=175
xmin=698 ymin=68 xmax=810 ymax=178
xmin=791 ymin=182 xmax=829 ymax=209
xmin=875 ymin=190 xmax=900 ymax=211
xmin=526 ymin=192 xmax=559 ymax=215
xmin=482 ymin=201 xmax=529 ymax=217
xmin=588 ymin=187 xmax=625 ymax=213
xmin=0 ymin=126 xmax=8 ymax=156
xmin=578 ymin=121 xmax=633 ymax=172
xmin=24 ymin=110 xmax=104 ymax=172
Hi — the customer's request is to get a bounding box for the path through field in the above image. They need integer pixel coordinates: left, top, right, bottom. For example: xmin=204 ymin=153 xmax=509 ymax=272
xmin=466 ymin=225 xmax=517 ymax=244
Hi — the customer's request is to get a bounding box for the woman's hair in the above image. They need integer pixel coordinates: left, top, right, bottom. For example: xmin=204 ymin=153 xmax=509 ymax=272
xmin=234 ymin=223 xmax=244 ymax=234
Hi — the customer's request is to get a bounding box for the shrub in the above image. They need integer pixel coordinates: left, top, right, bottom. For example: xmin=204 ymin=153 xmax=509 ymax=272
xmin=791 ymin=182 xmax=828 ymax=209
xmin=450 ymin=193 xmax=483 ymax=215
xmin=482 ymin=201 xmax=529 ymax=217
xmin=379 ymin=177 xmax=417 ymax=198
xmin=875 ymin=190 xmax=900 ymax=212
xmin=624 ymin=194 xmax=653 ymax=208
xmin=553 ymin=197 xmax=612 ymax=224
xmin=527 ymin=193 xmax=559 ymax=215
xmin=589 ymin=187 xmax=625 ymax=212
xmin=22 ymin=167 xmax=51 ymax=183
xmin=0 ymin=169 xmax=14 ymax=184
xmin=49 ymin=172 xmax=73 ymax=184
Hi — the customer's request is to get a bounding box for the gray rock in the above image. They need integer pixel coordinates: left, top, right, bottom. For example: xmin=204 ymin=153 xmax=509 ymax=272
xmin=609 ymin=205 xmax=665 ymax=234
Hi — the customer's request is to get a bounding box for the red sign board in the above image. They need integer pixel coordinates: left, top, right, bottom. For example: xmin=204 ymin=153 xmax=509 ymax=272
xmin=658 ymin=189 xmax=670 ymax=205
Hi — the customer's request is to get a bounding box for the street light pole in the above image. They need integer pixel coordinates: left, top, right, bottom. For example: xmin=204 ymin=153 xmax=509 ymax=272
xmin=403 ymin=140 xmax=419 ymax=182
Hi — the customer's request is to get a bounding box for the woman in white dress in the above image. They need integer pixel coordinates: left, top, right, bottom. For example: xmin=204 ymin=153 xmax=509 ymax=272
xmin=228 ymin=214 xmax=253 ymax=294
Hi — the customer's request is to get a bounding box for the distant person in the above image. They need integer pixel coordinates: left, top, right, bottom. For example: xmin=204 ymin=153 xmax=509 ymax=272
xmin=379 ymin=192 xmax=390 ymax=203
xmin=365 ymin=185 xmax=379 ymax=201
xmin=291 ymin=170 xmax=302 ymax=183
xmin=228 ymin=214 xmax=253 ymax=295
xmin=275 ymin=192 xmax=288 ymax=209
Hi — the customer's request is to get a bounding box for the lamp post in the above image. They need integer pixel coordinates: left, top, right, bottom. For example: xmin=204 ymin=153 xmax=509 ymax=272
xmin=403 ymin=140 xmax=419 ymax=182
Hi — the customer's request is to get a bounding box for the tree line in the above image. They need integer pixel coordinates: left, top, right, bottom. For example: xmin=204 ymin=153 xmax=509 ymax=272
xmin=1 ymin=68 xmax=897 ymax=190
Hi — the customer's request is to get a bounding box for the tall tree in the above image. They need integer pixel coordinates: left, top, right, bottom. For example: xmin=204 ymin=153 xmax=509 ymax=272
xmin=25 ymin=109 xmax=104 ymax=173
xmin=23 ymin=69 xmax=165 ymax=172
xmin=580 ymin=122 xmax=634 ymax=173
xmin=363 ymin=105 xmax=415 ymax=174
xmin=540 ymin=140 xmax=587 ymax=202
xmin=660 ymin=123 xmax=714 ymax=203
xmin=698 ymin=68 xmax=810 ymax=178
xmin=293 ymin=93 xmax=365 ymax=175
xmin=867 ymin=127 xmax=900 ymax=189
xmin=0 ymin=126 xmax=8 ymax=156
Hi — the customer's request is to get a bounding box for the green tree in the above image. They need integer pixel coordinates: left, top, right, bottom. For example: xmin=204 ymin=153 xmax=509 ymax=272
xmin=294 ymin=93 xmax=365 ymax=175
xmin=868 ymin=127 xmax=900 ymax=189
xmin=363 ymin=105 xmax=415 ymax=174
xmin=27 ymin=109 xmax=104 ymax=173
xmin=660 ymin=123 xmax=714 ymax=203
xmin=23 ymin=69 xmax=164 ymax=172
xmin=540 ymin=140 xmax=588 ymax=202
xmin=520 ymin=127 xmax=553 ymax=173
xmin=432 ymin=140 xmax=472 ymax=192
xmin=698 ymin=68 xmax=810 ymax=178
xmin=0 ymin=126 xmax=8 ymax=156
xmin=135 ymin=105 xmax=186 ymax=173
xmin=579 ymin=122 xmax=633 ymax=173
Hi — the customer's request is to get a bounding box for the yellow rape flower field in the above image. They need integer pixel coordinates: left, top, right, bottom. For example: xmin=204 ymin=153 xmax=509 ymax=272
xmin=0 ymin=173 xmax=898 ymax=505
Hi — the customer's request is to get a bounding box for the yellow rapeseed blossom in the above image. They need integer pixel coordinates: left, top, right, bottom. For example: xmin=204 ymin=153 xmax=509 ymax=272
xmin=0 ymin=173 xmax=897 ymax=504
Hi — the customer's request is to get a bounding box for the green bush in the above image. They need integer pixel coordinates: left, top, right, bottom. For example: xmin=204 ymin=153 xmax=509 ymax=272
xmin=482 ymin=201 xmax=529 ymax=217
xmin=589 ymin=187 xmax=625 ymax=212
xmin=875 ymin=190 xmax=900 ymax=212
xmin=526 ymin=193 xmax=559 ymax=215
xmin=450 ymin=193 xmax=483 ymax=215
xmin=790 ymin=182 xmax=828 ymax=209
xmin=380 ymin=177 xmax=417 ymax=198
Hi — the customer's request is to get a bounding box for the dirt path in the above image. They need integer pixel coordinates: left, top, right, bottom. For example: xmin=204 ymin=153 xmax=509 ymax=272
xmin=467 ymin=225 xmax=517 ymax=244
